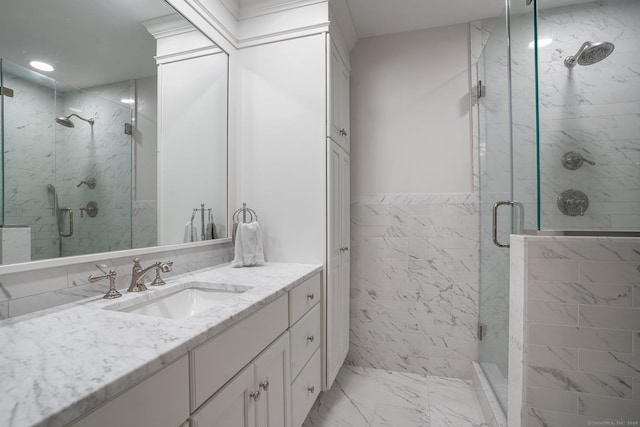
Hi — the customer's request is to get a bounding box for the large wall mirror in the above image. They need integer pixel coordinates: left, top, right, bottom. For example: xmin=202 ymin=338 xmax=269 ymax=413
xmin=0 ymin=0 xmax=229 ymax=265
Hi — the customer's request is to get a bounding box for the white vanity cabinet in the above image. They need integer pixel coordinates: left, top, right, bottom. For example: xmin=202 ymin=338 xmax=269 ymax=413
xmin=328 ymin=39 xmax=351 ymax=154
xmin=326 ymin=140 xmax=350 ymax=388
xmin=190 ymin=332 xmax=290 ymax=427
xmin=190 ymin=273 xmax=322 ymax=427
xmin=70 ymin=355 xmax=190 ymax=427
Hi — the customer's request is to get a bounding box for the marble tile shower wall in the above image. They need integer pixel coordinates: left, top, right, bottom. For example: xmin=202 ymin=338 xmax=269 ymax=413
xmin=132 ymin=200 xmax=158 ymax=249
xmin=56 ymin=82 xmax=133 ymax=257
xmin=348 ymin=193 xmax=480 ymax=379
xmin=2 ymin=74 xmax=135 ymax=261
xmin=516 ymin=236 xmax=640 ymax=426
xmin=3 ymin=71 xmax=57 ymax=260
xmin=0 ymin=242 xmax=234 ymax=319
xmin=522 ymin=0 xmax=640 ymax=229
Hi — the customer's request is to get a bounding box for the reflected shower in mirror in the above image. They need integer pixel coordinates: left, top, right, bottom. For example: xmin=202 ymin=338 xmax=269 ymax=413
xmin=0 ymin=0 xmax=229 ymax=264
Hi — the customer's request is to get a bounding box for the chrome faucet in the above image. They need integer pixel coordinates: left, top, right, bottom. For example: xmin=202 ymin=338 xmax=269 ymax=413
xmin=128 ymin=258 xmax=174 ymax=292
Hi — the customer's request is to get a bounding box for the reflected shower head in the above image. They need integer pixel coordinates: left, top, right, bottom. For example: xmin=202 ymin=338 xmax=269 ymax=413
xmin=46 ymin=184 xmax=56 ymax=193
xmin=55 ymin=113 xmax=95 ymax=128
xmin=55 ymin=117 xmax=74 ymax=128
xmin=564 ymin=41 xmax=615 ymax=68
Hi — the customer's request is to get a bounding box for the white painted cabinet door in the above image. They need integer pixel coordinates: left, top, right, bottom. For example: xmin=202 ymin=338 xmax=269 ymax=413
xmin=254 ymin=333 xmax=291 ymax=427
xmin=328 ymin=41 xmax=350 ymax=153
xmin=326 ymin=140 xmax=350 ymax=389
xmin=190 ymin=367 xmax=256 ymax=427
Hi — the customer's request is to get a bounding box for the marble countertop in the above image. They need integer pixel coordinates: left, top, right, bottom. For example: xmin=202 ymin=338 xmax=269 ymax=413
xmin=0 ymin=262 xmax=322 ymax=427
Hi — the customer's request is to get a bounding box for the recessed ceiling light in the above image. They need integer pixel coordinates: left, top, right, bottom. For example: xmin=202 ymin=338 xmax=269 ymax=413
xmin=120 ymin=98 xmax=135 ymax=104
xmin=29 ymin=61 xmax=54 ymax=72
xmin=528 ymin=38 xmax=553 ymax=49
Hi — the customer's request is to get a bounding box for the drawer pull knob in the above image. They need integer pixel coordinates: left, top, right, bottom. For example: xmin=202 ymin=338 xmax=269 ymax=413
xmin=307 ymin=335 xmax=315 ymax=343
xmin=250 ymin=390 xmax=261 ymax=400
xmin=259 ymin=380 xmax=270 ymax=391
xmin=307 ymin=386 xmax=315 ymax=394
xmin=307 ymin=293 xmax=315 ymax=300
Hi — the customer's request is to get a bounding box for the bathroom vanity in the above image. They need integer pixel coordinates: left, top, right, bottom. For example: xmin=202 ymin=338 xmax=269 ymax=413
xmin=0 ymin=262 xmax=322 ymax=427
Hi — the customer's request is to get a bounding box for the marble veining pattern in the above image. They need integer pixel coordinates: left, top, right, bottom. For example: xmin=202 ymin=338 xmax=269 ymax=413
xmin=303 ymin=365 xmax=487 ymax=427
xmin=513 ymin=0 xmax=640 ymax=230
xmin=348 ymin=193 xmax=480 ymax=379
xmin=510 ymin=236 xmax=640 ymax=427
xmin=0 ymin=262 xmax=322 ymax=427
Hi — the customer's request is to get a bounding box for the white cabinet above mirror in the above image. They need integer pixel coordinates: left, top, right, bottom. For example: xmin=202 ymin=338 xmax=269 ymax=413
xmin=0 ymin=0 xmax=229 ymax=266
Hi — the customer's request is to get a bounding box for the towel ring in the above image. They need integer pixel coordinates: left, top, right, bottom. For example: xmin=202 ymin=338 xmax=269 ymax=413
xmin=233 ymin=203 xmax=257 ymax=224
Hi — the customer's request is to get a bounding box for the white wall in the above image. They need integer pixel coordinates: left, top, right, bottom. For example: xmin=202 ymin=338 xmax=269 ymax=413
xmin=350 ymin=24 xmax=472 ymax=197
xmin=236 ymin=33 xmax=326 ymax=263
xmin=135 ymin=76 xmax=158 ymax=202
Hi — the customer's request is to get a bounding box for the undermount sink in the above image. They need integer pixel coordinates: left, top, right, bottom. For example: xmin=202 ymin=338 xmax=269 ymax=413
xmin=114 ymin=282 xmax=251 ymax=319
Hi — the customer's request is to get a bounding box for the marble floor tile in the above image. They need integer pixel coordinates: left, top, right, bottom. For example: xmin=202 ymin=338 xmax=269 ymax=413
xmin=303 ymin=365 xmax=487 ymax=427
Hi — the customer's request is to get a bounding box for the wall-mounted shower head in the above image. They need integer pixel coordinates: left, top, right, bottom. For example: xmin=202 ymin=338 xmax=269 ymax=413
xmin=55 ymin=113 xmax=95 ymax=128
xmin=564 ymin=41 xmax=615 ymax=68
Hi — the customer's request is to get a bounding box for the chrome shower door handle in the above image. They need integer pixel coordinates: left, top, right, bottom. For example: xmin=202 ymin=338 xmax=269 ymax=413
xmin=60 ymin=208 xmax=74 ymax=237
xmin=492 ymin=201 xmax=512 ymax=248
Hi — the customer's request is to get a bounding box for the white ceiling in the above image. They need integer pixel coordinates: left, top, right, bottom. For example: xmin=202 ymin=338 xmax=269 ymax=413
xmin=345 ymin=0 xmax=505 ymax=38
xmin=0 ymin=0 xmax=598 ymax=88
xmin=0 ymin=0 xmax=176 ymax=89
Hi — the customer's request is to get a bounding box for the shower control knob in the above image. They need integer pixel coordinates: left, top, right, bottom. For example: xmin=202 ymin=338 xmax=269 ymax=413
xmin=558 ymin=189 xmax=589 ymax=216
xmin=561 ymin=151 xmax=595 ymax=170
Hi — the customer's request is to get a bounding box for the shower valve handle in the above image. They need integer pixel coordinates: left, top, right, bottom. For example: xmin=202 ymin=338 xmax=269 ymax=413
xmin=77 ymin=178 xmax=96 ymax=189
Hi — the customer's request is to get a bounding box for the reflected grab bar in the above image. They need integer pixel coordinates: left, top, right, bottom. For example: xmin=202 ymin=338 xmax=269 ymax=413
xmin=60 ymin=208 xmax=74 ymax=237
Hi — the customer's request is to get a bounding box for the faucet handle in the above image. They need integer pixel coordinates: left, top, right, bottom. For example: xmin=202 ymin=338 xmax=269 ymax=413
xmin=150 ymin=261 xmax=174 ymax=286
xmin=89 ymin=269 xmax=121 ymax=299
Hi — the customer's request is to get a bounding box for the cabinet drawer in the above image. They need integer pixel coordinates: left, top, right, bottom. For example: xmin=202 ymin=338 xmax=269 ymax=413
xmin=191 ymin=294 xmax=288 ymax=410
xmin=291 ymin=349 xmax=321 ymax=427
xmin=289 ymin=274 xmax=321 ymax=326
xmin=290 ymin=304 xmax=321 ymax=380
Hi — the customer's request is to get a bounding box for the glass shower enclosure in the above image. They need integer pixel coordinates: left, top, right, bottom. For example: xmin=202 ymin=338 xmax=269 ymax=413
xmin=0 ymin=59 xmax=134 ymax=262
xmin=475 ymin=0 xmax=640 ymax=415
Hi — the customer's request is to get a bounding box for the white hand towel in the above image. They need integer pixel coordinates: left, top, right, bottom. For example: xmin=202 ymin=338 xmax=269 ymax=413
xmin=183 ymin=221 xmax=201 ymax=243
xmin=231 ymin=222 xmax=265 ymax=268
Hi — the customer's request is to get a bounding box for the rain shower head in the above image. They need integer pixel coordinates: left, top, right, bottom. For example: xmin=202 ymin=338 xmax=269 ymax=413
xmin=564 ymin=41 xmax=615 ymax=68
xmin=55 ymin=113 xmax=95 ymax=128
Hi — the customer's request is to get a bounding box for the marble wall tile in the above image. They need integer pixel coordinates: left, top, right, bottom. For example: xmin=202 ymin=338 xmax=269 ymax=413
xmin=528 ymin=302 xmax=578 ymax=326
xmin=528 ymin=280 xmax=633 ymax=307
xmin=578 ymin=394 xmax=640 ymax=421
xmin=577 ymin=349 xmax=640 ymax=377
xmin=528 ymin=345 xmax=578 ymax=371
xmin=527 ymin=386 xmax=578 ymax=414
xmin=528 ymin=407 xmax=611 ymax=427
xmin=528 ymin=365 xmax=633 ymax=398
xmin=348 ymin=192 xmax=479 ymax=380
xmin=529 ymin=324 xmax=632 ymax=353
xmin=578 ymin=306 xmax=640 ymax=330
xmin=515 ymin=235 xmax=640 ymax=426
xmin=0 ymin=227 xmax=31 ymax=264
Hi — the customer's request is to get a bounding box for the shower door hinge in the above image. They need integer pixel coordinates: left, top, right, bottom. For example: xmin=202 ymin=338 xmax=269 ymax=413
xmin=476 ymin=80 xmax=485 ymax=99
xmin=477 ymin=323 xmax=486 ymax=341
xmin=124 ymin=123 xmax=133 ymax=135
xmin=0 ymin=86 xmax=14 ymax=97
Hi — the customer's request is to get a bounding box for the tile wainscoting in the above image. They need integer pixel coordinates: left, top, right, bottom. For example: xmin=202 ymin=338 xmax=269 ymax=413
xmin=348 ymin=193 xmax=480 ymax=379
xmin=510 ymin=235 xmax=640 ymax=427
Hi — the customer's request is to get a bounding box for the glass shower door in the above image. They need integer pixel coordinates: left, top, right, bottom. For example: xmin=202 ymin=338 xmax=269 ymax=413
xmin=476 ymin=0 xmax=538 ymax=414
xmin=476 ymin=8 xmax=513 ymax=412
